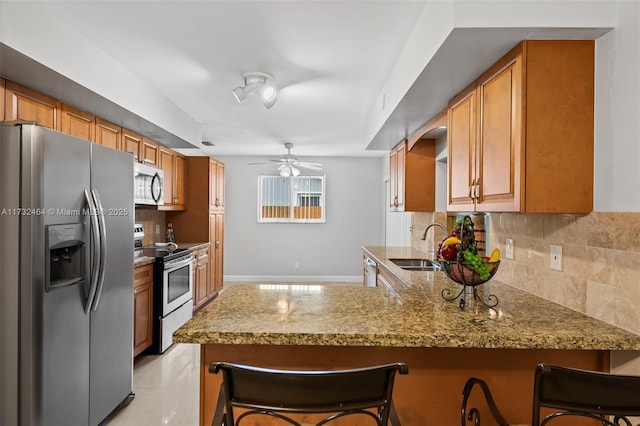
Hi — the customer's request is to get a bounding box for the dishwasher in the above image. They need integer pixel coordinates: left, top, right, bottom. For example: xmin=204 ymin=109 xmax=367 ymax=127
xmin=364 ymin=256 xmax=377 ymax=287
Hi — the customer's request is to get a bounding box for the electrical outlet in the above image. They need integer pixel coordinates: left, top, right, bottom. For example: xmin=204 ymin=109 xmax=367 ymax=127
xmin=294 ymin=261 xmax=300 ymax=269
xmin=550 ymin=245 xmax=563 ymax=271
xmin=505 ymin=238 xmax=514 ymax=259
xmin=155 ymin=224 xmax=160 ymax=234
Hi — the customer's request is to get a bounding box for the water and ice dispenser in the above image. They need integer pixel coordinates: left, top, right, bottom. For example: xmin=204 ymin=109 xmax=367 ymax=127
xmin=46 ymin=223 xmax=86 ymax=291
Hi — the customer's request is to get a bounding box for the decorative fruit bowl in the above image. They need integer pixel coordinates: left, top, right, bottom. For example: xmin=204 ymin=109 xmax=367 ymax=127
xmin=440 ymin=260 xmax=500 ymax=287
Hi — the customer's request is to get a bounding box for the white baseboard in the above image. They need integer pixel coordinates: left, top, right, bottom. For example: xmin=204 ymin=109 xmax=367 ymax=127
xmin=224 ymin=275 xmax=362 ymax=283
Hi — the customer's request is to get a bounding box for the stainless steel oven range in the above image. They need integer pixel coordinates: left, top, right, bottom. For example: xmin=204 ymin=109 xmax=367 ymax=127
xmin=136 ymin=246 xmax=194 ymax=353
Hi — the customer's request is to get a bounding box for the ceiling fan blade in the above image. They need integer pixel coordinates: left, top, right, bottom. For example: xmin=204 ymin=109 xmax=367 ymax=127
xmin=296 ymin=160 xmax=323 ymax=167
xmin=248 ymin=160 xmax=283 ymax=165
xmin=296 ymin=162 xmax=323 ymax=170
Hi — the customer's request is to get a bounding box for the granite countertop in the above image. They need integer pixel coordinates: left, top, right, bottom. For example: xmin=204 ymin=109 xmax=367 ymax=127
xmin=133 ymin=241 xmax=210 ymax=268
xmin=177 ymin=241 xmax=211 ymax=251
xmin=173 ymin=246 xmax=640 ymax=351
xmin=134 ymin=256 xmax=155 ymax=268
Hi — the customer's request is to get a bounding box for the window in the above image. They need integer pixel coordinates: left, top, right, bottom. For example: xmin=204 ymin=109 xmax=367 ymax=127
xmin=258 ymin=175 xmax=325 ymax=223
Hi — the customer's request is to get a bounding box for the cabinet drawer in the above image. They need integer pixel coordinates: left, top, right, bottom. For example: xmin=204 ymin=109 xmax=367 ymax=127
xmin=195 ymin=248 xmax=209 ymax=259
xmin=134 ymin=264 xmax=153 ymax=287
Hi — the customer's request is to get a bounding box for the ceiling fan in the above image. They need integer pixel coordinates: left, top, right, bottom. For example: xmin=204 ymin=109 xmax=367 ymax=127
xmin=249 ymin=143 xmax=323 ymax=177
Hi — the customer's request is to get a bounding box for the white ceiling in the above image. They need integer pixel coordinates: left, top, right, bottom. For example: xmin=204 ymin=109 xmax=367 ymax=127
xmin=41 ymin=0 xmax=427 ymax=157
xmin=2 ymin=1 xmax=613 ymax=159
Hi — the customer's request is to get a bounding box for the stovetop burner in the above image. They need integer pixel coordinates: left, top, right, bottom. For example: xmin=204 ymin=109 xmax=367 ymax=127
xmin=135 ymin=247 xmax=193 ymax=262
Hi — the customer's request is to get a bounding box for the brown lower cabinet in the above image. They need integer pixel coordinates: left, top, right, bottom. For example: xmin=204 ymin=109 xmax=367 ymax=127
xmin=193 ymin=247 xmax=211 ymax=312
xmin=133 ymin=264 xmax=153 ymax=357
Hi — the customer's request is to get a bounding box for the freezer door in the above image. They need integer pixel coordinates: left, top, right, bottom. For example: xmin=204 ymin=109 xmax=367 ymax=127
xmin=89 ymin=143 xmax=134 ymax=425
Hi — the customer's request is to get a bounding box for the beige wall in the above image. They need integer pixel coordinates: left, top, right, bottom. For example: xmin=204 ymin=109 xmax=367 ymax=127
xmin=411 ymin=212 xmax=640 ymax=336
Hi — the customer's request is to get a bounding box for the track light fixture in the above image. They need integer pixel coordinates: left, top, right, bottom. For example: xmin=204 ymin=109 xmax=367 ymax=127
xmin=232 ymin=72 xmax=277 ymax=109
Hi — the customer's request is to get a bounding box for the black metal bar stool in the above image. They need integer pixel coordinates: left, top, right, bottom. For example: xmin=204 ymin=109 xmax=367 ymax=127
xmin=461 ymin=363 xmax=640 ymax=425
xmin=209 ymin=361 xmax=409 ymax=425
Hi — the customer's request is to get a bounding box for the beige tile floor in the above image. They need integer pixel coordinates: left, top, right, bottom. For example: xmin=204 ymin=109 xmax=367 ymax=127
xmin=107 ymin=283 xmax=360 ymax=426
xmin=107 ymin=343 xmax=200 ymax=426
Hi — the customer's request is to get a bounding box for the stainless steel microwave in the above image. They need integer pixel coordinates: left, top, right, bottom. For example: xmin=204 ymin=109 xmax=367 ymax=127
xmin=134 ymin=162 xmax=164 ymax=206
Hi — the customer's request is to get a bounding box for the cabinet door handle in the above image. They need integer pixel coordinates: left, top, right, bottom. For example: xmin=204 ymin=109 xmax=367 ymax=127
xmin=215 ymin=240 xmax=220 ymax=248
xmin=468 ymin=179 xmax=475 ymax=198
xmin=133 ymin=289 xmax=137 ymax=295
xmin=475 ymin=180 xmax=480 ymax=199
xmin=215 ymin=198 xmax=219 ymax=206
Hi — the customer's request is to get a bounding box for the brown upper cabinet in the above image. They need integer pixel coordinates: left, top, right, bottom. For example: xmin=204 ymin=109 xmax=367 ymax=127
xmin=173 ymin=153 xmax=187 ymax=209
xmin=389 ymin=139 xmax=436 ymax=212
xmin=61 ymin=104 xmax=95 ymax=142
xmin=141 ymin=137 xmax=159 ymax=166
xmin=4 ymin=81 xmax=61 ymax=130
xmin=447 ymin=40 xmax=594 ymax=213
xmin=122 ymin=129 xmax=143 ymax=162
xmin=0 ymin=78 xmax=6 ymax=121
xmin=95 ymin=118 xmax=122 ymax=150
xmin=209 ymin=160 xmax=225 ymax=211
xmin=158 ymin=147 xmax=187 ymax=211
xmin=448 ymin=83 xmax=478 ymax=210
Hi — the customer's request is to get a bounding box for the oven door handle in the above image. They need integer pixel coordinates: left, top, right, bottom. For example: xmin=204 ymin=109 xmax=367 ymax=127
xmin=165 ymin=256 xmax=194 ymax=272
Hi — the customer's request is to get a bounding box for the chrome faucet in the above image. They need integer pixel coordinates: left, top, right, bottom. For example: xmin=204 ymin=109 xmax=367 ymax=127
xmin=420 ymin=223 xmax=449 ymax=241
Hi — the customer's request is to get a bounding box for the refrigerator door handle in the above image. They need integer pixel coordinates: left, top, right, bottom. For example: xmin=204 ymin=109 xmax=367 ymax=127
xmin=84 ymin=188 xmax=101 ymax=314
xmin=90 ymin=188 xmax=107 ymax=311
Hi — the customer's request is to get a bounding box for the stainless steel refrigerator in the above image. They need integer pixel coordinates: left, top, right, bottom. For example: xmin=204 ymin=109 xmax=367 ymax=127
xmin=1 ymin=123 xmax=135 ymax=426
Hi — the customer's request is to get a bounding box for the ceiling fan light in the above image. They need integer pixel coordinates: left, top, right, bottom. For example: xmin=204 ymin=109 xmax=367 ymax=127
xmin=279 ymin=167 xmax=291 ymax=177
xmin=291 ymin=166 xmax=300 ymax=177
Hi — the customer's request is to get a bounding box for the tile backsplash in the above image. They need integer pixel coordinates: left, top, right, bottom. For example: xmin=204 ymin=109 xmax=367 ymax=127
xmin=134 ymin=208 xmax=166 ymax=247
xmin=411 ymin=212 xmax=640 ymax=336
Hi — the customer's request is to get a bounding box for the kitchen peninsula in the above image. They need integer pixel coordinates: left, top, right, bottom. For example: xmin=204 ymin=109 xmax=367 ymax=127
xmin=174 ymin=246 xmax=640 ymax=425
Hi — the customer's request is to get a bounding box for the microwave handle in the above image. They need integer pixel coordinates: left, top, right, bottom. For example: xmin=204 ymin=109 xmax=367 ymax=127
xmin=151 ymin=172 xmax=162 ymax=203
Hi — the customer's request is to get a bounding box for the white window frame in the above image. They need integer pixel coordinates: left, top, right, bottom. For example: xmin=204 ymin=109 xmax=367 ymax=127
xmin=257 ymin=175 xmax=326 ymax=223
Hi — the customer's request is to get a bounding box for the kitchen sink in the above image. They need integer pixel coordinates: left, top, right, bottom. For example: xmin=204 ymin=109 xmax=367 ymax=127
xmin=389 ymin=258 xmax=440 ymax=271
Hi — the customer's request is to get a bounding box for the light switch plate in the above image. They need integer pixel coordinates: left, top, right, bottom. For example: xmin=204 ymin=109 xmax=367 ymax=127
xmin=505 ymin=238 xmax=514 ymax=259
xmin=550 ymin=244 xmax=563 ymax=271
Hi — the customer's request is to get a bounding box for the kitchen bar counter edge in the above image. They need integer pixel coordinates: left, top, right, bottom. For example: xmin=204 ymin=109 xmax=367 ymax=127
xmin=173 ymin=245 xmax=640 ymax=351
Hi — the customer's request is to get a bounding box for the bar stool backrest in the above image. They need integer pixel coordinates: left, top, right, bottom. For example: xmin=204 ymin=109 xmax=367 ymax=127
xmin=533 ymin=363 xmax=640 ymax=425
xmin=210 ymin=362 xmax=409 ymax=426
